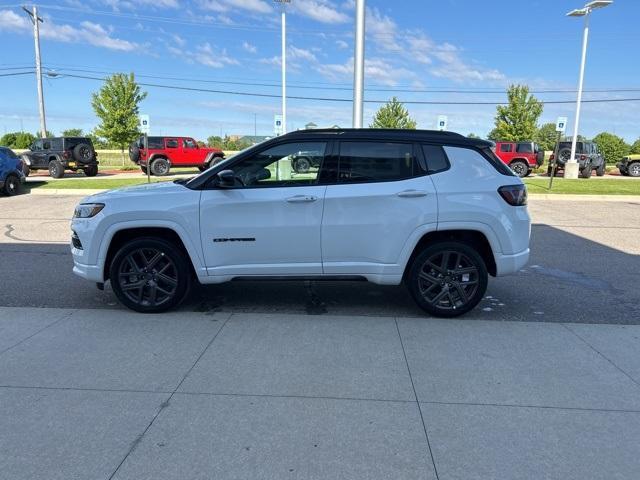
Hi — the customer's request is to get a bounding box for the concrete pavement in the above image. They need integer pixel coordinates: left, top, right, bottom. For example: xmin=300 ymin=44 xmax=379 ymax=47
xmin=1 ymin=307 xmax=640 ymax=479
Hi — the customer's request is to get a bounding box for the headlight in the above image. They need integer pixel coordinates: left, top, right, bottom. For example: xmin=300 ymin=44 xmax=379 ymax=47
xmin=73 ymin=203 xmax=104 ymax=218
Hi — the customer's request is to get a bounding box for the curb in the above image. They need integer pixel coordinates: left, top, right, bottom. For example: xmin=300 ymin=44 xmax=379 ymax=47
xmin=528 ymin=194 xmax=640 ymax=202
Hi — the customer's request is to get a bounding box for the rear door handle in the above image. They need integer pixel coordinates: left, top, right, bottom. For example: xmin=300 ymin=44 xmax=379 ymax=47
xmin=396 ymin=190 xmax=428 ymax=198
xmin=286 ymin=195 xmax=317 ymax=203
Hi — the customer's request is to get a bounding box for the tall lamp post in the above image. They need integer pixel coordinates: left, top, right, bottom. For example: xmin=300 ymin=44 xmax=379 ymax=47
xmin=352 ymin=0 xmax=365 ymax=128
xmin=22 ymin=6 xmax=47 ymax=138
xmin=274 ymin=0 xmax=290 ymax=134
xmin=565 ymin=0 xmax=613 ymax=179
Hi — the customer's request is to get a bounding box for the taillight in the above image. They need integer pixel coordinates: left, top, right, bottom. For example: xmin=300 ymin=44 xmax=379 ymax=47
xmin=580 ymin=155 xmax=586 ymax=160
xmin=498 ymin=184 xmax=527 ymax=206
xmin=549 ymin=154 xmax=555 ymax=161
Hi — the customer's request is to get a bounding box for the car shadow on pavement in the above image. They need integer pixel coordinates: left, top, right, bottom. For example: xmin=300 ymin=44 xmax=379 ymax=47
xmin=1 ymin=224 xmax=638 ymax=324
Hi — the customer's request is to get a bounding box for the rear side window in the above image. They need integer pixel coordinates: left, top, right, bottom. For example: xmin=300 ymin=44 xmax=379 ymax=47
xmin=166 ymin=139 xmax=179 ymax=148
xmin=337 ymin=142 xmax=421 ymax=183
xmin=516 ymin=143 xmax=533 ymax=153
xmin=444 ymin=146 xmax=515 ymax=177
xmin=147 ymin=137 xmax=164 ymax=149
xmin=499 ymin=144 xmax=513 ymax=152
xmin=421 ymin=144 xmax=450 ymax=173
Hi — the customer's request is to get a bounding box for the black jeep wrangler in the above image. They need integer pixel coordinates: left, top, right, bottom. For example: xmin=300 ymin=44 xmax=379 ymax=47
xmin=549 ymin=141 xmax=606 ymax=178
xmin=22 ymin=137 xmax=99 ymax=178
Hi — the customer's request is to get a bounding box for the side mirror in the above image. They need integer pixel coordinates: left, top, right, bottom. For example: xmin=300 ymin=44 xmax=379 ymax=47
xmin=216 ymin=169 xmax=236 ymax=188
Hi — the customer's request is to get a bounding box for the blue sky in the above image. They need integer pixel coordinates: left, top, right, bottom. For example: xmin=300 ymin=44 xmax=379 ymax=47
xmin=1 ymin=0 xmax=638 ymax=141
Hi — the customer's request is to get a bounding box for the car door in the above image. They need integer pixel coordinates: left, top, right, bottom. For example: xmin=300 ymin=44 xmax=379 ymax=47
xmin=30 ymin=139 xmax=45 ymax=167
xmin=164 ymin=138 xmax=180 ymax=165
xmin=182 ymin=138 xmax=199 ymax=165
xmin=199 ymin=140 xmax=329 ymax=277
xmin=321 ymin=140 xmax=438 ymax=277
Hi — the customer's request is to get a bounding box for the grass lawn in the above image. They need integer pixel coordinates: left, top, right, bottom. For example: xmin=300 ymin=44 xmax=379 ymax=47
xmin=28 ymin=177 xmax=174 ymax=190
xmin=524 ymin=177 xmax=640 ymax=195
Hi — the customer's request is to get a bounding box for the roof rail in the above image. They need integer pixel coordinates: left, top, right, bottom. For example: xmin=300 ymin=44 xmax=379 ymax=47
xmin=284 ymin=128 xmax=465 ymax=137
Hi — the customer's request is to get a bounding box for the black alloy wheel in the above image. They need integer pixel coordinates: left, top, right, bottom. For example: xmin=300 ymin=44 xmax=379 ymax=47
xmin=110 ymin=238 xmax=190 ymax=313
xmin=3 ymin=174 xmax=20 ymax=196
xmin=510 ymin=160 xmax=529 ymax=178
xmin=293 ymin=157 xmax=311 ymax=174
xmin=408 ymin=242 xmax=488 ymax=318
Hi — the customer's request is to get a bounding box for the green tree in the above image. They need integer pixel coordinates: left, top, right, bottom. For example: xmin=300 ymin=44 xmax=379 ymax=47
xmin=370 ymin=97 xmax=417 ymax=129
xmin=630 ymin=138 xmax=640 ymax=154
xmin=592 ymin=132 xmax=630 ymax=164
xmin=0 ymin=131 xmax=37 ymax=149
xmin=492 ymin=85 xmax=543 ymax=141
xmin=62 ymin=128 xmax=84 ymax=137
xmin=91 ymin=73 xmax=147 ymax=158
xmin=207 ymin=135 xmax=223 ymax=148
xmin=467 ymin=133 xmax=480 ymax=139
xmin=534 ymin=123 xmax=558 ymax=152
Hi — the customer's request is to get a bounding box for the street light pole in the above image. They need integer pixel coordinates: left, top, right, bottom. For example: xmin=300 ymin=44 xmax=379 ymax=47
xmin=274 ymin=0 xmax=290 ymax=135
xmin=23 ymin=5 xmax=47 ymax=138
xmin=352 ymin=0 xmax=365 ymax=128
xmin=566 ymin=0 xmax=613 ymax=179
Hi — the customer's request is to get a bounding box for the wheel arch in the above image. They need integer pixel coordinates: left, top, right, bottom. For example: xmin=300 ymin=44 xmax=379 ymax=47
xmin=403 ymin=229 xmax=497 ymax=279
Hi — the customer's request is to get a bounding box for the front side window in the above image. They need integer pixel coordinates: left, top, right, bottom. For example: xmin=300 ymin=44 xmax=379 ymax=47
xmin=337 ymin=142 xmax=419 ymax=183
xmin=230 ymin=141 xmax=326 ymax=187
xmin=166 ymin=139 xmax=179 ymax=149
xmin=500 ymin=143 xmax=513 ymax=153
xmin=183 ymin=138 xmax=196 ymax=148
xmin=32 ymin=140 xmax=43 ymax=151
xmin=43 ymin=140 xmax=51 ymax=150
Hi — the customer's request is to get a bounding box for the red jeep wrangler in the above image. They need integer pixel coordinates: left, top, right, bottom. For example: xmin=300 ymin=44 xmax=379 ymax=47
xmin=494 ymin=141 xmax=544 ymax=177
xmin=128 ymin=136 xmax=225 ymax=176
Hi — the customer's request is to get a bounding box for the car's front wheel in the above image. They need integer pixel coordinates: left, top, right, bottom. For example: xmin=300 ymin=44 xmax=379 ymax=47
xmin=581 ymin=166 xmax=592 ymax=178
xmin=48 ymin=160 xmax=65 ymax=178
xmin=407 ymin=242 xmax=488 ymax=318
xmin=628 ymin=162 xmax=640 ymax=178
xmin=3 ymin=173 xmax=21 ymax=196
xmin=109 ymin=237 xmax=191 ymax=313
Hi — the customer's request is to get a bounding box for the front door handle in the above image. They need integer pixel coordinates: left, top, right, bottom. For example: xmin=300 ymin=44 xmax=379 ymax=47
xmin=396 ymin=190 xmax=428 ymax=198
xmin=286 ymin=195 xmax=317 ymax=203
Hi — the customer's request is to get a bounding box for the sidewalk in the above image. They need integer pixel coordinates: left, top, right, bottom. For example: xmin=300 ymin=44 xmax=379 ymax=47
xmin=1 ymin=307 xmax=639 ymax=479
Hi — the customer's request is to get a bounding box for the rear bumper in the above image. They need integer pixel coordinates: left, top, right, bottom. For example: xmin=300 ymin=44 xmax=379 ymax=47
xmin=495 ymin=248 xmax=529 ymax=276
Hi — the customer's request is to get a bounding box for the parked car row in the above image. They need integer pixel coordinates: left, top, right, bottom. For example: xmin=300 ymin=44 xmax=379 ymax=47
xmin=0 ymin=146 xmax=26 ymax=196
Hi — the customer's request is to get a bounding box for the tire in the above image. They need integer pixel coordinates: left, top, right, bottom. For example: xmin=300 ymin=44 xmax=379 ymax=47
xmin=558 ymin=148 xmax=572 ymax=164
xmin=198 ymin=164 xmax=208 ymax=172
xmin=140 ymin=166 xmax=149 ymax=175
xmin=84 ymin=164 xmax=98 ymax=177
xmin=407 ymin=241 xmax=488 ymax=318
xmin=129 ymin=143 xmax=140 ymax=163
xmin=109 ymin=237 xmax=191 ymax=313
xmin=628 ymin=162 xmax=640 ymax=178
xmin=293 ymin=157 xmax=311 ymax=174
xmin=581 ymin=166 xmax=592 ymax=179
xmin=596 ymin=163 xmax=605 ymax=177
xmin=3 ymin=173 xmax=20 ymax=196
xmin=48 ymin=160 xmax=65 ymax=179
xmin=72 ymin=143 xmax=93 ymax=164
xmin=510 ymin=160 xmax=529 ymax=178
xmin=150 ymin=157 xmax=170 ymax=176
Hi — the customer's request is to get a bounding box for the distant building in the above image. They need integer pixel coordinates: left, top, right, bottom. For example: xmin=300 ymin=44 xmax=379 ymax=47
xmin=303 ymin=122 xmax=340 ymax=130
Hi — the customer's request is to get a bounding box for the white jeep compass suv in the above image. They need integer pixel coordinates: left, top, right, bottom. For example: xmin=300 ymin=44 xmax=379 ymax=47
xmin=71 ymin=129 xmax=530 ymax=317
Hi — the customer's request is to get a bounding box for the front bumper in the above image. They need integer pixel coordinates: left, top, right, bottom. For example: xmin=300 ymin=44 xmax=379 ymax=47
xmin=72 ymin=259 xmax=104 ymax=282
xmin=617 ymin=162 xmax=628 ymax=172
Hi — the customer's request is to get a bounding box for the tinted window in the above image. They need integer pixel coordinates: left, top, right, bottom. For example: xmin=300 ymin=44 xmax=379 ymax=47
xmin=500 ymin=144 xmax=513 ymax=152
xmin=445 ymin=146 xmax=515 ymax=176
xmin=33 ymin=140 xmax=43 ymax=151
xmin=183 ymin=138 xmax=196 ymax=148
xmin=558 ymin=141 xmax=584 ymax=153
xmin=422 ymin=144 xmax=449 ymax=173
xmin=43 ymin=140 xmax=52 ymax=150
xmin=231 ymin=141 xmax=326 ymax=187
xmin=146 ymin=137 xmax=164 ymax=149
xmin=51 ymin=138 xmax=63 ymax=150
xmin=338 ymin=142 xmax=418 ymax=183
xmin=516 ymin=143 xmax=533 ymax=153
xmin=166 ymin=139 xmax=179 ymax=148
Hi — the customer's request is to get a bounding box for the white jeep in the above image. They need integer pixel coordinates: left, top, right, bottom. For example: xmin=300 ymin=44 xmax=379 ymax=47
xmin=71 ymin=129 xmax=530 ymax=317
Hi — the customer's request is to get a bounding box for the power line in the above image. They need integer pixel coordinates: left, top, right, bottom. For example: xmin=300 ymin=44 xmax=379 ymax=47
xmin=52 ymin=72 xmax=640 ymax=105
xmin=0 ymin=71 xmax=34 ymax=77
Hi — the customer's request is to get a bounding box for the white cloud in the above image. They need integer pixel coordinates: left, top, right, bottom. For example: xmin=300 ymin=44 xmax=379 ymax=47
xmin=172 ymin=34 xmax=186 ymax=47
xmin=335 ymin=39 xmax=349 ymax=50
xmin=289 ymin=46 xmax=317 ymax=62
xmin=171 ymin=42 xmax=239 ymax=68
xmin=102 ymin=0 xmax=179 ymax=10
xmin=198 ymin=0 xmax=272 ymax=14
xmin=314 ymin=57 xmax=416 ymax=86
xmin=243 ymin=41 xmax=257 ymax=54
xmin=0 ymin=9 xmax=140 ymax=52
xmin=291 ymin=0 xmax=349 ymax=24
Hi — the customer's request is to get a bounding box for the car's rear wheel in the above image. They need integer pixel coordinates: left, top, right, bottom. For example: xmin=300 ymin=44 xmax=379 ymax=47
xmin=628 ymin=162 xmax=640 ymax=178
xmin=3 ymin=173 xmax=20 ymax=196
xmin=510 ymin=160 xmax=529 ymax=178
xmin=150 ymin=158 xmax=170 ymax=176
xmin=407 ymin=242 xmax=488 ymax=318
xmin=84 ymin=164 xmax=98 ymax=177
xmin=110 ymin=237 xmax=191 ymax=313
xmin=48 ymin=160 xmax=65 ymax=178
xmin=596 ymin=163 xmax=606 ymax=177
xmin=581 ymin=166 xmax=592 ymax=178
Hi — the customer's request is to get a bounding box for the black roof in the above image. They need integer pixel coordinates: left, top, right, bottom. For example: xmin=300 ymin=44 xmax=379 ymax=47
xmin=282 ymin=128 xmax=492 ymax=148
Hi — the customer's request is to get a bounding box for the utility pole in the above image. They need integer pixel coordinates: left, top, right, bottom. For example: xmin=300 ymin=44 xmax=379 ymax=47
xmin=273 ymin=1 xmax=290 ymax=134
xmin=23 ymin=6 xmax=47 ymax=138
xmin=352 ymin=0 xmax=366 ymax=128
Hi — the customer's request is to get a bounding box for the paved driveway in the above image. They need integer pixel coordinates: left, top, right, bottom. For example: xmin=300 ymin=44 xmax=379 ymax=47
xmin=2 ymin=307 xmax=640 ymax=479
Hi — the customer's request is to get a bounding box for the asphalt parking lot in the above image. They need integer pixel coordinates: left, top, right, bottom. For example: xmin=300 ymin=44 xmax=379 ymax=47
xmin=1 ymin=194 xmax=639 ymax=323
xmin=1 ymin=194 xmax=640 ymax=479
